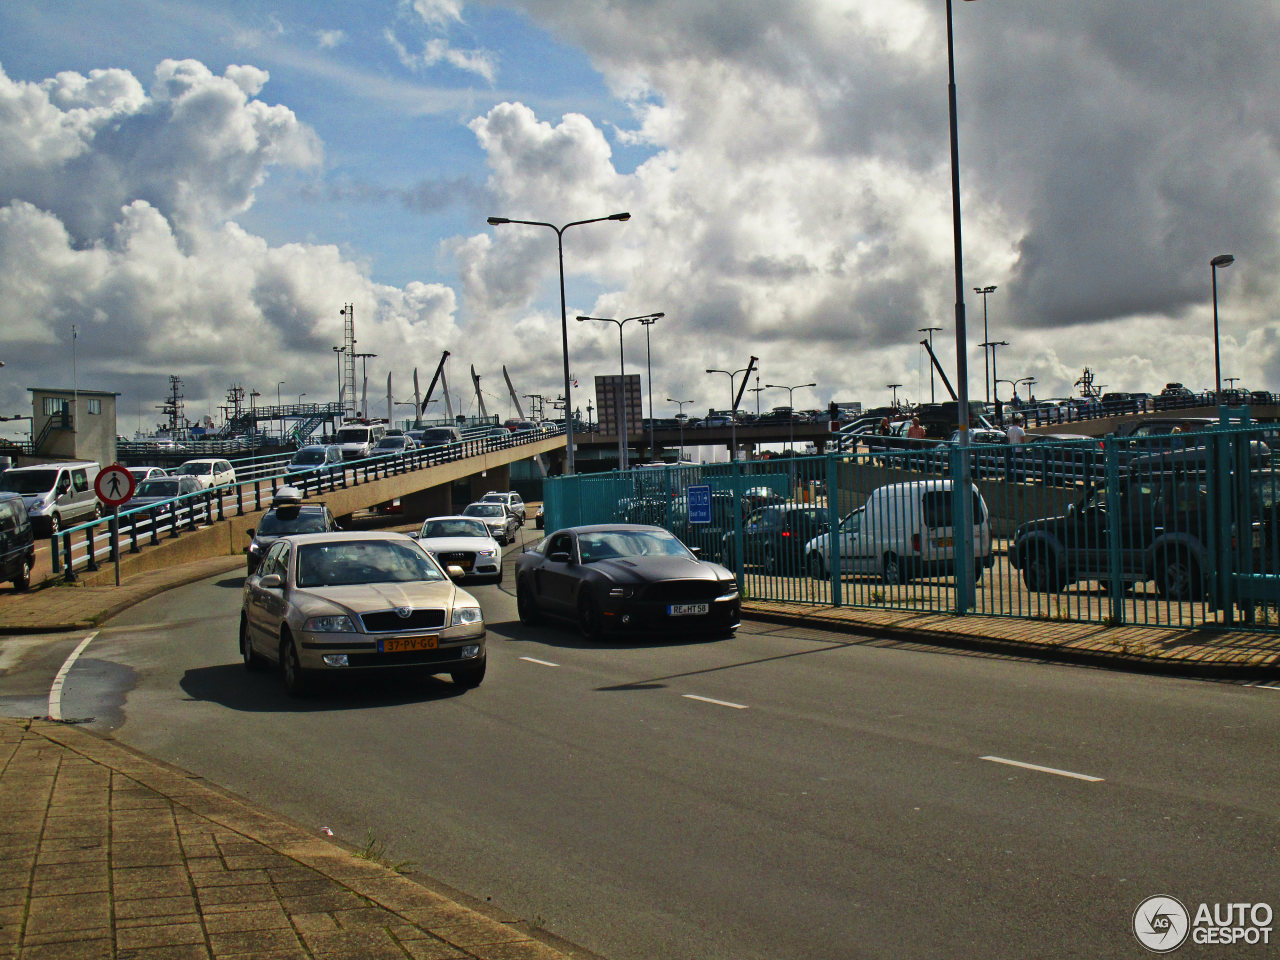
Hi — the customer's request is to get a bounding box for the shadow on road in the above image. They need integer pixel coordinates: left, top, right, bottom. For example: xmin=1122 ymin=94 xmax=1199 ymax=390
xmin=179 ymin=662 xmax=469 ymax=713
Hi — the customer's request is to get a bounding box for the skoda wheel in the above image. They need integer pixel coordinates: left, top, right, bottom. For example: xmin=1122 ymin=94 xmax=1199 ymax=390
xmin=881 ymin=553 xmax=905 ymax=585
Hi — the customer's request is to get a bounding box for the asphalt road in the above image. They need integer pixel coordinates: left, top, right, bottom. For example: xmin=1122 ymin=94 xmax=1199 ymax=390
xmin=3 ymin=565 xmax=1279 ymax=959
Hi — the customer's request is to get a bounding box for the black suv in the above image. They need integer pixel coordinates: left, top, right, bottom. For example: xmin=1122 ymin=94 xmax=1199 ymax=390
xmin=720 ymin=504 xmax=829 ymax=575
xmin=1010 ymin=443 xmax=1274 ymax=601
xmin=0 ymin=492 xmax=35 ymax=590
xmin=245 ymin=494 xmax=339 ymax=575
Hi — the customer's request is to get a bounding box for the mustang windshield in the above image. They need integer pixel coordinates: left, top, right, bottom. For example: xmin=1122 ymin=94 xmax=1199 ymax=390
xmin=295 ymin=540 xmax=445 ymax=588
xmin=578 ymin=529 xmax=693 ymax=562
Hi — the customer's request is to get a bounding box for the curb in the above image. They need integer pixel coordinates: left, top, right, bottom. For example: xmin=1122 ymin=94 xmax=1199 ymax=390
xmin=741 ymin=606 xmax=1280 ymax=681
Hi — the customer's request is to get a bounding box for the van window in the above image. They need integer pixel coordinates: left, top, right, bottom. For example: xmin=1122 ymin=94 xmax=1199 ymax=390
xmin=71 ymin=469 xmax=89 ymax=493
xmin=0 ymin=500 xmax=14 ymax=532
xmin=0 ymin=470 xmax=59 ymax=495
xmin=921 ymin=489 xmax=985 ymax=527
xmin=336 ymin=426 xmax=373 ymax=443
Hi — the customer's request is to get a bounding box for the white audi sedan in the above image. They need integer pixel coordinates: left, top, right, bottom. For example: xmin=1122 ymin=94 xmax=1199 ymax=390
xmin=240 ymin=531 xmax=486 ymax=695
xmin=417 ymin=516 xmax=503 ymax=584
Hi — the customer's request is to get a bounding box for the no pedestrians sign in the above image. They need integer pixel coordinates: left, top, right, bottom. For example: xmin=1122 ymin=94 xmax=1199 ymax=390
xmin=95 ymin=463 xmax=136 ymax=507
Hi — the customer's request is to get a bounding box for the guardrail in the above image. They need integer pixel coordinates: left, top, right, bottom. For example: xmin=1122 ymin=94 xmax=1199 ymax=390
xmin=43 ymin=426 xmax=563 ymax=582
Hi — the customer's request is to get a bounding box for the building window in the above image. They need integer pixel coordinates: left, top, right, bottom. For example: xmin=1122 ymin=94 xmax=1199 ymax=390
xmin=43 ymin=397 xmax=69 ymax=416
xmin=87 ymin=398 xmax=101 ymax=415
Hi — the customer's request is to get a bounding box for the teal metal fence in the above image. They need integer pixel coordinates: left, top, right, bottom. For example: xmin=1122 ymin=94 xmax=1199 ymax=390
xmin=543 ymin=409 xmax=1280 ymax=631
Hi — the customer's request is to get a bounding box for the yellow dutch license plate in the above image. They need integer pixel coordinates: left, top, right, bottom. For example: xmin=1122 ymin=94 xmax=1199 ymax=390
xmin=379 ymin=635 xmax=439 ymax=653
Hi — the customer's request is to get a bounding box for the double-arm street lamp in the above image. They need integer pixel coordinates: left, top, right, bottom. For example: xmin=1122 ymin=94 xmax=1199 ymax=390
xmin=973 ymin=285 xmax=997 ymax=402
xmin=577 ymin=312 xmax=662 ymax=471
xmin=487 ymin=212 xmax=631 ymax=474
xmin=1210 ymin=253 xmax=1235 ymax=403
xmin=706 ymin=365 xmax=754 ymax=461
xmin=765 ymin=382 xmax=816 ymax=452
xmin=980 ymin=340 xmax=1008 ymax=406
xmin=668 ymin=398 xmax=694 ymax=462
xmin=638 ymin=315 xmax=662 ymax=460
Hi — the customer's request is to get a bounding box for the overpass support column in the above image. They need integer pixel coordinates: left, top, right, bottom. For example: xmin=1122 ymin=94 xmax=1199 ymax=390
xmin=469 ymin=464 xmax=510 ymax=501
xmin=401 ymin=485 xmax=454 ymax=518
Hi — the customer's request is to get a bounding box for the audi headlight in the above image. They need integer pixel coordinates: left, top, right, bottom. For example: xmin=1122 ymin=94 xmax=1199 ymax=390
xmin=304 ymin=615 xmax=356 ymax=633
xmin=477 ymin=548 xmax=497 ymax=558
xmin=451 ymin=605 xmax=483 ymax=627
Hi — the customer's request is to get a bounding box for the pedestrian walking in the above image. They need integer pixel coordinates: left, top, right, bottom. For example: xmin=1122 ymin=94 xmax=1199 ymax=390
xmin=1005 ymin=414 xmax=1025 ymax=480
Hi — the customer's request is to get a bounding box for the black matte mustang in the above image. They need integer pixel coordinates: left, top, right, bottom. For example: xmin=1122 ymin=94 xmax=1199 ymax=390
xmin=515 ymin=524 xmax=740 ymax=640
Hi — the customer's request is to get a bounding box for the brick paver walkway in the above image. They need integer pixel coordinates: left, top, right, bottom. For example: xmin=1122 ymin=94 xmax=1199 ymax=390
xmin=0 ymin=718 xmax=575 ymax=960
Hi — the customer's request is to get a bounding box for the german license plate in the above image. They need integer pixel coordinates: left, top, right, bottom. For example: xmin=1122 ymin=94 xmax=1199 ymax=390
xmin=379 ymin=635 xmax=438 ymax=653
xmin=668 ymin=603 xmax=709 ymax=616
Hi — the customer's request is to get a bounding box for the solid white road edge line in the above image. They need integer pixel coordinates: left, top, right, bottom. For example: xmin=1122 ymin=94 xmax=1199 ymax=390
xmin=48 ymin=632 xmax=98 ymax=722
xmin=683 ymin=694 xmax=749 ymax=710
xmin=519 ymin=656 xmax=560 ymax=668
xmin=980 ymin=755 xmax=1103 ymax=783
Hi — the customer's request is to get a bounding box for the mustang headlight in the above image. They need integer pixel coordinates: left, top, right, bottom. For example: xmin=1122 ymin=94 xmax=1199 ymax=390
xmin=304 ymin=615 xmax=355 ymax=633
xmin=608 ymin=586 xmax=634 ymax=599
xmin=717 ymin=579 xmax=740 ymax=600
xmin=451 ymin=605 xmax=483 ymax=627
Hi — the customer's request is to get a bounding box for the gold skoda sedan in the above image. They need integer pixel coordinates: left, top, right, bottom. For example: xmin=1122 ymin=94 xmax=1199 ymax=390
xmin=239 ymin=531 xmax=486 ymax=695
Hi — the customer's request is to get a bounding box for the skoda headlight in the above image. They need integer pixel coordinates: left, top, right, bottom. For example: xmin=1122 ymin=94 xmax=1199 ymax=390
xmin=304 ymin=615 xmax=355 ymax=633
xmin=451 ymin=605 xmax=483 ymax=627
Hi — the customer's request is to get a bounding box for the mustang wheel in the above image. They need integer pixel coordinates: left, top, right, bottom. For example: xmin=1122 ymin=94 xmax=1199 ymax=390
xmin=516 ymin=578 xmax=541 ymax=624
xmin=578 ymin=592 xmax=605 ymax=642
xmin=1020 ymin=547 xmax=1063 ymax=593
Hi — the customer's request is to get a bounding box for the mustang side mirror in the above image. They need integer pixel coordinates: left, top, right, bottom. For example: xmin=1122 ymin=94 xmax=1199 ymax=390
xmin=549 ymin=551 xmax=572 ymax=563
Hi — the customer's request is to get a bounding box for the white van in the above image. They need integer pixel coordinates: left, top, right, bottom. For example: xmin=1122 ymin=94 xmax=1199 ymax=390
xmin=0 ymin=461 xmax=101 ymax=534
xmin=803 ymin=479 xmax=993 ymax=583
xmin=333 ymin=422 xmax=387 ymax=461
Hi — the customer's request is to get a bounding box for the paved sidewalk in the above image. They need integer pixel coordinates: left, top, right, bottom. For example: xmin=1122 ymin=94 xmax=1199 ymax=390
xmin=0 ymin=717 xmax=578 ymax=960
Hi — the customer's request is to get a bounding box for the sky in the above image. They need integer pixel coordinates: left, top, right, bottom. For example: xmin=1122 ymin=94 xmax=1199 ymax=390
xmin=2 ymin=0 xmax=1279 ymax=438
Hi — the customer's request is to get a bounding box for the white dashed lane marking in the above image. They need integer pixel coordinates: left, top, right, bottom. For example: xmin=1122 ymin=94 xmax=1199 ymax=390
xmin=980 ymin=756 xmax=1103 ymax=782
xmin=519 ymin=656 xmax=560 ymax=668
xmin=683 ymin=694 xmax=749 ymax=710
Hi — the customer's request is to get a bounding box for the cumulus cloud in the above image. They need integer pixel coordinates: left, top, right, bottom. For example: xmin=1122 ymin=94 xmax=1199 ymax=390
xmin=465 ymin=0 xmax=1280 ymax=406
xmin=315 ymin=29 xmax=347 ymax=50
xmin=0 ymin=60 xmax=460 ymax=425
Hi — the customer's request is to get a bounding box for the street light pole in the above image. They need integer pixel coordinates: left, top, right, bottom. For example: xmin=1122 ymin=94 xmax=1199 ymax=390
xmin=887 ymin=383 xmax=902 ymax=409
xmin=765 ymin=382 xmax=816 ymax=453
xmin=487 ymin=212 xmax=631 ymax=475
xmin=668 ymin=398 xmax=693 ymax=463
xmin=276 ymin=380 xmax=285 ymax=443
xmin=332 ymin=346 xmax=345 ymax=416
xmin=973 ymin=285 xmax=997 ymax=402
xmin=638 ymin=314 xmax=660 ymax=461
xmin=1211 ymin=254 xmax=1235 ymax=403
xmin=918 ymin=326 xmax=942 ymax=403
xmin=947 ymin=0 xmax=979 ymax=612
xmin=578 ymin=312 xmax=663 ymax=472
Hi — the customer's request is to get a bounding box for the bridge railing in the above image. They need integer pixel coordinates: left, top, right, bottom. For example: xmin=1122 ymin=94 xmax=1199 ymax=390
xmin=42 ymin=425 xmax=563 ymax=582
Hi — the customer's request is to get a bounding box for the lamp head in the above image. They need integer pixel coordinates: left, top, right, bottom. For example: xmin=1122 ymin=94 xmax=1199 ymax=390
xmin=1211 ymin=254 xmax=1235 ymax=268
xmin=487 ymin=216 xmax=510 ymax=225
xmin=609 ymin=212 xmax=631 ymax=221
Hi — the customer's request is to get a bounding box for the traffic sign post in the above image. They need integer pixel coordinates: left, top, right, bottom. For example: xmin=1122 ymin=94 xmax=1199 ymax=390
xmin=688 ymin=485 xmax=712 ymax=525
xmin=94 ymin=464 xmax=136 ymax=586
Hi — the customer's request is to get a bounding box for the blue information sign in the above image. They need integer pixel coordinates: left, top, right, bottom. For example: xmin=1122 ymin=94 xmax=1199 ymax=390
xmin=688 ymin=484 xmax=712 ymax=524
